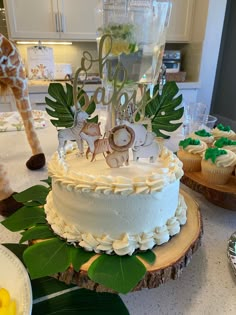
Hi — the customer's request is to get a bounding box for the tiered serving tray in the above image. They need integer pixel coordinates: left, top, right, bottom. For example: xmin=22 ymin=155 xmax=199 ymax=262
xmin=53 ymin=190 xmax=203 ymax=292
xmin=181 ymin=172 xmax=236 ymax=211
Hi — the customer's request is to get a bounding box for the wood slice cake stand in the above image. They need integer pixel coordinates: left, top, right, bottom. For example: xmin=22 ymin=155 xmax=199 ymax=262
xmin=181 ymin=172 xmax=236 ymax=211
xmin=53 ymin=190 xmax=203 ymax=293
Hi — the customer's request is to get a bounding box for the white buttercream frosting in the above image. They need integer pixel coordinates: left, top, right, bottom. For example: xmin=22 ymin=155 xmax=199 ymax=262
xmin=204 ymin=149 xmax=236 ymax=168
xmin=48 ymin=146 xmax=184 ymax=195
xmin=190 ymin=132 xmax=214 ymax=144
xmin=220 ymin=145 xmax=236 ymax=154
xmin=212 ymin=127 xmax=236 ymax=139
xmin=180 ymin=140 xmax=207 ymax=156
xmin=45 ymin=192 xmax=187 ymax=255
xmin=45 ymin=145 xmax=187 ymax=256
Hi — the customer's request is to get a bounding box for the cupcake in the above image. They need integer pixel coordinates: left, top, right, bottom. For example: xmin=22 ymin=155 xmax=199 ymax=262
xmin=177 ymin=138 xmax=207 ymax=172
xmin=190 ymin=129 xmax=214 ymax=147
xmin=201 ymin=147 xmax=236 ymax=185
xmin=212 ymin=123 xmax=236 ymax=140
xmin=214 ymin=137 xmax=236 ymax=154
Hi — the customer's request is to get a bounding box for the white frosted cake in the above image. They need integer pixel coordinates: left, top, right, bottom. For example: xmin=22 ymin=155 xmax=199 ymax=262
xmin=45 ymin=144 xmax=187 ymax=256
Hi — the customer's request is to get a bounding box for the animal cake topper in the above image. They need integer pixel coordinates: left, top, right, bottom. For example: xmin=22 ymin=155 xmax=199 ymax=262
xmin=106 ymin=125 xmax=135 ymax=168
xmin=0 ymin=33 xmax=46 ymax=216
xmin=57 ymin=109 xmax=89 ymax=156
xmin=49 ymin=34 xmax=182 ymax=167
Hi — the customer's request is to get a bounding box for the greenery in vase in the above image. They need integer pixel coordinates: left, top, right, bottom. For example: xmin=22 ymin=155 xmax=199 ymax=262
xmin=98 ymin=23 xmax=138 ymax=55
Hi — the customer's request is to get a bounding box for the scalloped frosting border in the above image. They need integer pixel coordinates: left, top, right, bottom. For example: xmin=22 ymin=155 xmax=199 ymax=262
xmin=47 ymin=146 xmax=184 ymax=196
xmin=45 ymin=193 xmax=187 ymax=256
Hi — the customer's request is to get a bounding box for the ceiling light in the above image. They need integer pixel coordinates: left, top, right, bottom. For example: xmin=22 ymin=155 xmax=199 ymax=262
xmin=16 ymin=41 xmax=72 ymax=45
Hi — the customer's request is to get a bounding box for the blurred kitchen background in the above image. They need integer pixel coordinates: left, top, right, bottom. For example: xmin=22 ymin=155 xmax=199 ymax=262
xmin=0 ymin=0 xmax=235 ymax=130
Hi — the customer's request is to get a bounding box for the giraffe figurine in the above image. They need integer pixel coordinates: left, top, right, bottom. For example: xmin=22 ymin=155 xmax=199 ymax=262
xmin=0 ymin=33 xmax=45 ymax=216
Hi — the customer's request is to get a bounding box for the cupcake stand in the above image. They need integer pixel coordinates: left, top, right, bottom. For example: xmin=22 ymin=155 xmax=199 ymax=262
xmin=181 ymin=172 xmax=236 ymax=211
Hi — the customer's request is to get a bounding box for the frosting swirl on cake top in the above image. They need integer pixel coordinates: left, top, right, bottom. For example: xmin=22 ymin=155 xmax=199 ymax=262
xmin=48 ymin=146 xmax=184 ymax=195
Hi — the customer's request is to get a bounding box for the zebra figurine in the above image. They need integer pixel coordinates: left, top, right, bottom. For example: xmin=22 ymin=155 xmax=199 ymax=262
xmin=57 ymin=109 xmax=89 ymax=156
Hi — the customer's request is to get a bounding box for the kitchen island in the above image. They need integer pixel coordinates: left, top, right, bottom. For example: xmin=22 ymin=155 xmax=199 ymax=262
xmin=0 ymin=116 xmax=236 ymax=314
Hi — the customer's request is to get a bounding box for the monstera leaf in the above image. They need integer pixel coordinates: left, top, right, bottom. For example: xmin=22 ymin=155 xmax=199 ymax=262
xmin=45 ymin=82 xmax=98 ymax=128
xmin=145 ymin=82 xmax=183 ymax=139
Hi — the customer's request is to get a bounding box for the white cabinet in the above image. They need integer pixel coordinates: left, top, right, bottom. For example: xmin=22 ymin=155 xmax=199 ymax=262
xmin=4 ymin=0 xmax=98 ymax=41
xmin=179 ymin=88 xmax=198 ymax=104
xmin=167 ymin=0 xmax=195 ymax=42
xmin=5 ymin=0 xmax=195 ymax=43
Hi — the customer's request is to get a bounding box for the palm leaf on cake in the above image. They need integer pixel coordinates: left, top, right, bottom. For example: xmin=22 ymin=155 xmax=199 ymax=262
xmin=144 ymin=81 xmax=183 ymax=139
xmin=45 ymin=82 xmax=98 ymax=128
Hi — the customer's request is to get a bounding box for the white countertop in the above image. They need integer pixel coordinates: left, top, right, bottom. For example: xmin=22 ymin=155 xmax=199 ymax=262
xmin=0 ymin=115 xmax=236 ymax=314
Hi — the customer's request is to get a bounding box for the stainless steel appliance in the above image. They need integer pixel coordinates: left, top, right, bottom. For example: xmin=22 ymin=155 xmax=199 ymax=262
xmin=163 ymin=50 xmax=181 ymax=73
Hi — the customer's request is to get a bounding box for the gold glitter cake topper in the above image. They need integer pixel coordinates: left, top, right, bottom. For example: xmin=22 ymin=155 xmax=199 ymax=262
xmin=72 ymin=34 xmax=157 ymax=128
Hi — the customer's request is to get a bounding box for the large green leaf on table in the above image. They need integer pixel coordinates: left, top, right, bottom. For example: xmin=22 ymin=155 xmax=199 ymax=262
xmin=40 ymin=177 xmax=52 ymax=188
xmin=1 ymin=206 xmax=46 ymax=232
xmin=32 ymin=276 xmax=77 ymax=300
xmin=136 ymin=249 xmax=156 ymax=265
xmin=32 ymin=288 xmax=129 ymax=315
xmin=145 ymin=81 xmax=183 ymax=139
xmin=45 ymin=82 xmax=98 ymax=128
xmin=70 ymin=246 xmax=96 ymax=272
xmin=88 ymin=254 xmax=146 ymax=294
xmin=23 ymin=238 xmax=72 ymax=279
xmin=20 ymin=225 xmax=56 ymax=244
xmin=13 ymin=185 xmax=50 ymax=206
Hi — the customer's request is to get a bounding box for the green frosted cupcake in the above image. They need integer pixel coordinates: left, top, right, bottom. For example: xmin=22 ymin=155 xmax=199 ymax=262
xmin=214 ymin=137 xmax=236 ymax=154
xmin=201 ymin=147 xmax=236 ymax=185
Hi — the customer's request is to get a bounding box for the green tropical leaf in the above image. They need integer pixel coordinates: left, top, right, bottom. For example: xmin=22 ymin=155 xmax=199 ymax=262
xmin=136 ymin=249 xmax=156 ymax=265
xmin=145 ymin=82 xmax=183 ymax=139
xmin=45 ymin=83 xmax=74 ymax=127
xmin=31 ymin=276 xmax=76 ymax=300
xmin=45 ymin=82 xmax=98 ymax=128
xmin=41 ymin=177 xmax=52 ymax=187
xmin=32 ymin=288 xmax=129 ymax=315
xmin=13 ymin=185 xmax=50 ymax=206
xmin=88 ymin=254 xmax=146 ymax=294
xmin=1 ymin=206 xmax=46 ymax=232
xmin=23 ymin=239 xmax=71 ymax=279
xmin=70 ymin=246 xmax=96 ymax=272
xmin=20 ymin=225 xmax=56 ymax=244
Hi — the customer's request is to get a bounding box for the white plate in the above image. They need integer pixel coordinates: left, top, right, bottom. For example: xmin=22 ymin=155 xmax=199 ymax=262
xmin=0 ymin=245 xmax=32 ymax=315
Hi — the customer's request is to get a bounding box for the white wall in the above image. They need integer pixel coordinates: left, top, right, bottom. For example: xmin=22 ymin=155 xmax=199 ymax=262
xmin=197 ymin=0 xmax=227 ymax=112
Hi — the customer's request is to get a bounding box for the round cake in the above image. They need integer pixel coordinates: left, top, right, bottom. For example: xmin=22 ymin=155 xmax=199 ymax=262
xmin=45 ymin=145 xmax=187 ymax=256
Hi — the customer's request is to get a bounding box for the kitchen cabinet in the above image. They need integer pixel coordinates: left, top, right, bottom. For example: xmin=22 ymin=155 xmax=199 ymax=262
xmin=167 ymin=0 xmax=195 ymax=42
xmin=4 ymin=0 xmax=98 ymax=41
xmin=5 ymin=0 xmax=195 ymax=42
xmin=179 ymin=88 xmax=198 ymax=104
